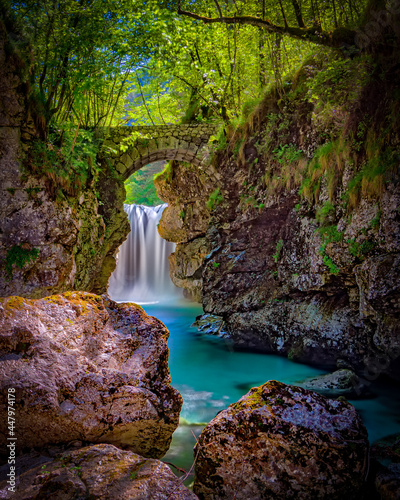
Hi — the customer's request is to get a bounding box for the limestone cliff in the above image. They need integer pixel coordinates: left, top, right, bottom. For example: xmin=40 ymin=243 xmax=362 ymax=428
xmin=0 ymin=17 xmax=129 ymax=298
xmin=154 ymin=160 xmax=220 ymax=301
xmin=156 ymin=53 xmax=400 ymax=379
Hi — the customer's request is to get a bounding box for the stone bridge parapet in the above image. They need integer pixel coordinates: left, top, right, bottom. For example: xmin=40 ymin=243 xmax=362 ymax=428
xmin=98 ymin=124 xmax=219 ymax=179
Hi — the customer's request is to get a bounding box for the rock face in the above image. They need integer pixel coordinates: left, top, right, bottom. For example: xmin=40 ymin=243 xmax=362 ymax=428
xmin=370 ymin=433 xmax=400 ymax=500
xmin=0 ymin=292 xmax=182 ymax=458
xmin=0 ymin=443 xmax=197 ymax=499
xmin=193 ymin=380 xmax=368 ymax=500
xmin=0 ymin=18 xmax=129 ymax=298
xmin=298 ymin=369 xmax=369 ymax=399
xmin=154 ymin=160 xmax=218 ymax=301
xmin=155 ymin=56 xmax=400 ymax=379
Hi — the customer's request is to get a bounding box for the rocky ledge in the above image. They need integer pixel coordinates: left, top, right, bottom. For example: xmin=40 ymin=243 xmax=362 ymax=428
xmin=0 ymin=292 xmax=182 ymax=459
xmin=193 ymin=380 xmax=368 ymax=499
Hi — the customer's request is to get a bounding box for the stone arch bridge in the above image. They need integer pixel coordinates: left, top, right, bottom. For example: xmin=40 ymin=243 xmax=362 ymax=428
xmin=99 ymin=124 xmax=219 ymax=180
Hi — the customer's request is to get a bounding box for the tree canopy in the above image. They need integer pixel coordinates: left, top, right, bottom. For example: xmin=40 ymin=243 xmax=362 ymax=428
xmin=3 ymin=0 xmax=383 ymax=134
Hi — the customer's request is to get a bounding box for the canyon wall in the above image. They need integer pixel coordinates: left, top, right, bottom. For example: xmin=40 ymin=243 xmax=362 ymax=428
xmin=0 ymin=18 xmax=129 ymax=298
xmin=156 ymin=54 xmax=400 ymax=378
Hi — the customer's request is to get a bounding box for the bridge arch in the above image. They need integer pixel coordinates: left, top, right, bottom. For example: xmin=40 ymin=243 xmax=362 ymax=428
xmin=100 ymin=124 xmax=218 ymax=181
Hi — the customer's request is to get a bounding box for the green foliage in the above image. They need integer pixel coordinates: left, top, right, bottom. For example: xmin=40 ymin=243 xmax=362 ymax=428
xmin=212 ymin=262 xmax=220 ymax=268
xmin=273 ymin=239 xmax=283 ymax=263
xmin=154 ymin=162 xmax=173 ymax=185
xmin=317 ymin=225 xmax=343 ymax=244
xmin=307 ymin=56 xmax=371 ymax=108
xmin=370 ymin=210 xmax=381 ymax=229
xmin=317 ymin=225 xmax=343 ymax=275
xmin=5 ymin=245 xmax=40 ymax=280
xmin=28 ymin=125 xmax=100 ymax=196
xmin=300 ymin=139 xmax=350 ymax=203
xmin=344 ymin=148 xmax=399 ymax=209
xmin=316 ymin=201 xmax=335 ymax=224
xmin=207 ymin=188 xmax=223 ymax=211
xmin=179 ymin=209 xmax=186 ymax=220
xmin=125 ymin=162 xmax=163 ymax=206
xmin=8 ymin=0 xmax=375 ymax=145
xmin=322 ymin=255 xmax=339 ymax=275
xmin=347 ymin=238 xmax=375 ymax=259
xmin=210 ymin=126 xmax=228 ymax=152
xmin=273 ymin=144 xmax=303 ymax=164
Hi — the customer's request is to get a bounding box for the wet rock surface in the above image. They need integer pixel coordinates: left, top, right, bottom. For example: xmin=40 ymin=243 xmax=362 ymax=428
xmin=0 ymin=443 xmax=197 ymax=499
xmin=0 ymin=292 xmax=182 ymax=459
xmin=371 ymin=433 xmax=400 ymax=500
xmin=192 ymin=313 xmax=229 ymax=337
xmin=297 ymin=369 xmax=371 ymax=399
xmin=193 ymin=380 xmax=368 ymax=500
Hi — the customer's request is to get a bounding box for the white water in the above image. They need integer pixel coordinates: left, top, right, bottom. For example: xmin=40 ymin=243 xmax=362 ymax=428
xmin=108 ymin=204 xmax=181 ymax=304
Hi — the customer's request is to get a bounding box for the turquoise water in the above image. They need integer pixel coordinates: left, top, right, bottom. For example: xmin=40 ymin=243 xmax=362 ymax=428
xmin=142 ymin=299 xmax=400 ymax=478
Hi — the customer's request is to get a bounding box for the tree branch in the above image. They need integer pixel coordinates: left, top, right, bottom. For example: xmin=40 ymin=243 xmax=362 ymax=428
xmin=177 ymin=7 xmax=357 ymax=49
xmin=213 ymin=0 xmax=223 ymax=18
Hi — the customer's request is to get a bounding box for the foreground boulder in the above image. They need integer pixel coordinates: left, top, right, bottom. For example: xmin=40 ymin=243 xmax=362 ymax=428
xmin=0 ymin=443 xmax=197 ymax=499
xmin=194 ymin=380 xmax=368 ymax=499
xmin=0 ymin=292 xmax=182 ymax=458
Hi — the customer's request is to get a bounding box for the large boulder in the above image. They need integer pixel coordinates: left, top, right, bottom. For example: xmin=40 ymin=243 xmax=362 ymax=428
xmin=193 ymin=380 xmax=368 ymax=499
xmin=0 ymin=292 xmax=182 ymax=458
xmin=0 ymin=443 xmax=197 ymax=499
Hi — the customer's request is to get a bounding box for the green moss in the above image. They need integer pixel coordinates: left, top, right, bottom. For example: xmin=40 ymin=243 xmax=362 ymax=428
xmin=323 ymin=255 xmax=339 ymax=274
xmin=207 ymin=188 xmax=223 ymax=211
xmin=347 ymin=238 xmax=376 ymax=259
xmin=316 ymin=225 xmax=342 ymax=275
xmin=5 ymin=296 xmax=26 ymax=310
xmin=316 ymin=201 xmax=335 ymax=224
xmin=154 ymin=162 xmax=173 ymax=184
xmin=273 ymin=239 xmax=283 ymax=263
xmin=370 ymin=210 xmax=381 ymax=229
xmin=5 ymin=245 xmax=40 ymax=280
xmin=273 ymin=144 xmax=303 ymax=164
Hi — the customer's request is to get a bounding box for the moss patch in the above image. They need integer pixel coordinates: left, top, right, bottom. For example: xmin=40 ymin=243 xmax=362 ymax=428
xmin=5 ymin=245 xmax=40 ymax=280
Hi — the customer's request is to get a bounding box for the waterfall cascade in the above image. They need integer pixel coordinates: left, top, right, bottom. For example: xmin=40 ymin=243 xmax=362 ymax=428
xmin=108 ymin=203 xmax=180 ymax=303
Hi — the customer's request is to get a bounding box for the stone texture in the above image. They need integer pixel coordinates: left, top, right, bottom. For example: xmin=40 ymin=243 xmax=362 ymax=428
xmin=0 ymin=443 xmax=197 ymax=499
xmin=98 ymin=123 xmax=218 ymax=179
xmin=154 ymin=160 xmax=220 ymax=301
xmin=371 ymin=434 xmax=400 ymax=499
xmin=154 ymin=57 xmax=400 ymax=379
xmin=297 ymin=369 xmax=370 ymax=398
xmin=0 ymin=292 xmax=182 ymax=458
xmin=193 ymin=380 xmax=368 ymax=500
xmin=375 ymin=464 xmax=400 ymax=499
xmin=0 ymin=19 xmax=130 ymax=298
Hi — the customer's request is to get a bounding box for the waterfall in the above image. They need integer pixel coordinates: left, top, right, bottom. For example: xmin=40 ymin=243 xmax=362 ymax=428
xmin=108 ymin=203 xmax=180 ymax=304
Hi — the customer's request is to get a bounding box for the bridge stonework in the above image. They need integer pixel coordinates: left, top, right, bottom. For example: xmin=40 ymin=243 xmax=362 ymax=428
xmin=99 ymin=124 xmax=218 ymax=180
